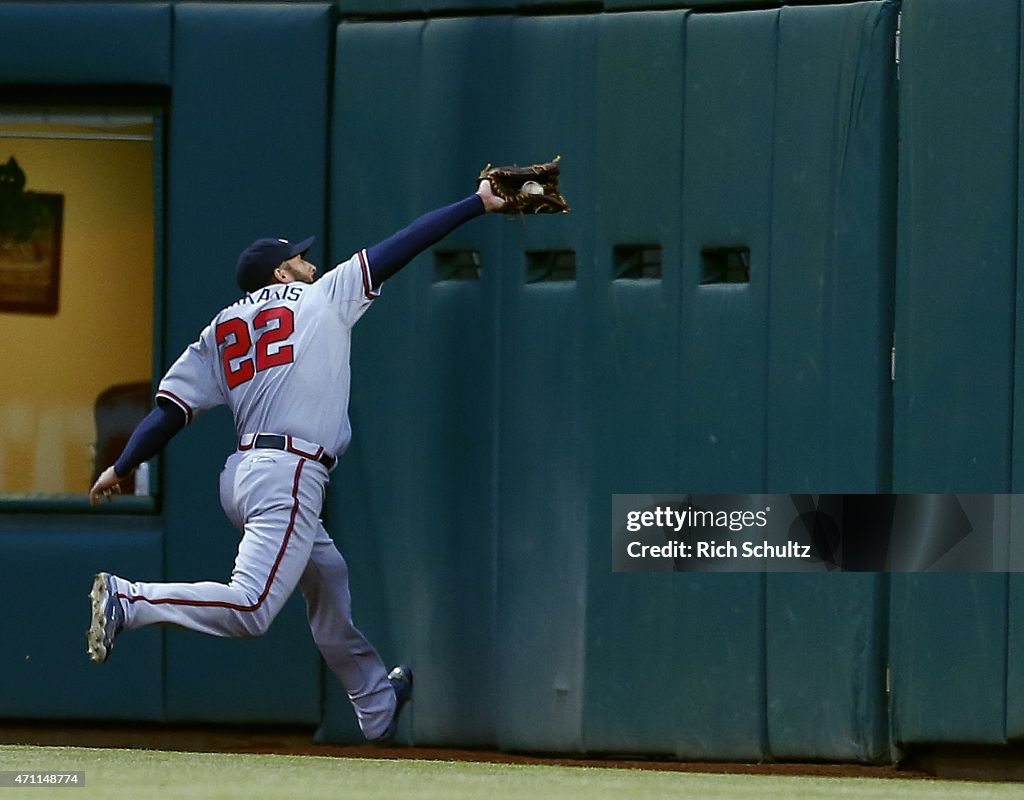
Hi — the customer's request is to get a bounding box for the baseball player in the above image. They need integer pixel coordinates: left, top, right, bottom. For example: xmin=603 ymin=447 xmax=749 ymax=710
xmin=87 ymin=179 xmax=507 ymax=742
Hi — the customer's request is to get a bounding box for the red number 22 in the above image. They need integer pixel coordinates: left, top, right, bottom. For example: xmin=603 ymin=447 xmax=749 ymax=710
xmin=216 ymin=307 xmax=295 ymax=390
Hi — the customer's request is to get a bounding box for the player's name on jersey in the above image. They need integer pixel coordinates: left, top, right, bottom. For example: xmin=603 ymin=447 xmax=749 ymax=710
xmin=232 ymin=284 xmax=305 ymax=307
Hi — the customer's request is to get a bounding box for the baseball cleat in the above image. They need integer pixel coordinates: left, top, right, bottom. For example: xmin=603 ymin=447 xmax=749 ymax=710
xmin=87 ymin=572 xmax=125 ymax=664
xmin=373 ymin=664 xmax=414 ymax=744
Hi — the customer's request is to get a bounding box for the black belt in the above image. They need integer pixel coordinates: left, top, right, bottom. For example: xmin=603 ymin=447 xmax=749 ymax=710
xmin=250 ymin=434 xmax=337 ymax=470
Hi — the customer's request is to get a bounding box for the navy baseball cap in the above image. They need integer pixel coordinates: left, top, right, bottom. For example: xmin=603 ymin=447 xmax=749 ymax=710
xmin=235 ymin=235 xmax=315 ymax=293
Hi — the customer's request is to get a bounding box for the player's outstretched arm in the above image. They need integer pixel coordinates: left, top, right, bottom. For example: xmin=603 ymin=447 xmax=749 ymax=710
xmin=88 ymin=400 xmax=187 ymax=504
xmin=364 ymin=180 xmax=505 ymax=290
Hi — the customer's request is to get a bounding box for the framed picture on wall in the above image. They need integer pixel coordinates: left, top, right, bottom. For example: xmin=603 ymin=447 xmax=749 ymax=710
xmin=0 ymin=184 xmax=64 ymax=315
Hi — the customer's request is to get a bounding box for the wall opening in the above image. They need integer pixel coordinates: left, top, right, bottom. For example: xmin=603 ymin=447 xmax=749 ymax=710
xmin=700 ymin=245 xmax=750 ymax=285
xmin=613 ymin=244 xmax=662 ymax=280
xmin=433 ymin=249 xmax=481 ymax=281
xmin=526 ymin=249 xmax=576 ymax=283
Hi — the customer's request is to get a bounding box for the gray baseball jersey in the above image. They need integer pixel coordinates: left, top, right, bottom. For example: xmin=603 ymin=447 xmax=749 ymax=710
xmin=156 ymin=249 xmax=379 ymax=456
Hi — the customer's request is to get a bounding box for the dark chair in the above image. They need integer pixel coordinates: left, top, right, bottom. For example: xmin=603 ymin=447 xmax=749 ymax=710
xmin=92 ymin=381 xmax=152 ymax=494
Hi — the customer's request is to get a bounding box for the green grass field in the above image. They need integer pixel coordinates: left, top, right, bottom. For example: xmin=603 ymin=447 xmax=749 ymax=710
xmin=1 ymin=745 xmax=1021 ymax=800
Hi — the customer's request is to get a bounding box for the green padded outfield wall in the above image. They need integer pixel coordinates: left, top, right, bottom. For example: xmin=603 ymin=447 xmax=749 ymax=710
xmin=585 ymin=1 xmax=895 ymax=762
xmin=767 ymin=2 xmax=896 ymax=494
xmin=894 ymin=4 xmax=1017 ymax=494
xmin=494 ymin=13 xmax=598 ymax=753
xmin=334 ymin=0 xmax=876 ymax=17
xmin=890 ymin=0 xmax=1020 ymax=750
xmin=0 ymin=2 xmax=172 ymax=85
xmin=763 ymin=1 xmax=895 ymax=762
xmin=324 ymin=2 xmax=897 ymax=759
xmin=334 ymin=0 xmax=603 ymax=17
xmin=0 ymin=519 xmax=165 ymax=720
xmin=160 ymin=2 xmax=334 ymax=723
xmin=673 ymin=7 xmax=778 ymax=759
xmin=319 ymin=15 xmax=509 ymax=745
xmin=319 ymin=17 xmax=433 ymax=744
xmin=0 ymin=1 xmax=173 ymax=722
xmin=580 ymin=9 xmax=688 ymax=758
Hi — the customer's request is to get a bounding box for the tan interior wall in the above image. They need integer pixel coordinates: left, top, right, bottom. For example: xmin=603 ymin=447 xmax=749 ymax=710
xmin=0 ymin=135 xmax=154 ymax=494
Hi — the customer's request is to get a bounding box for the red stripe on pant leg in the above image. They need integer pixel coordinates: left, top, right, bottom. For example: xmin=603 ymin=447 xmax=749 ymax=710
xmin=123 ymin=459 xmax=306 ymax=611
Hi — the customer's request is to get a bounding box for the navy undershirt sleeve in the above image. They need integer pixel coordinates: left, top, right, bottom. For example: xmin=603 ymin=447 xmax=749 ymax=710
xmin=365 ymin=194 xmax=485 ymax=289
xmin=114 ymin=399 xmax=187 ymax=478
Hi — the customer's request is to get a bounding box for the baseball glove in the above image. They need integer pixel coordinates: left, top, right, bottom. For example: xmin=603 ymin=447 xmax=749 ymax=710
xmin=478 ymin=156 xmax=570 ymax=214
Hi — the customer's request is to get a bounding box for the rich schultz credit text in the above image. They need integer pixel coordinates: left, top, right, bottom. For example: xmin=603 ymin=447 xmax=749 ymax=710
xmin=611 ymin=494 xmax=1022 ymax=573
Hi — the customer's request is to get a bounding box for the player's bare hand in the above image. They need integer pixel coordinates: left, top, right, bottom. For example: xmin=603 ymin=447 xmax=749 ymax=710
xmin=89 ymin=465 xmax=125 ymax=505
xmin=476 ymin=179 xmax=506 ymax=213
